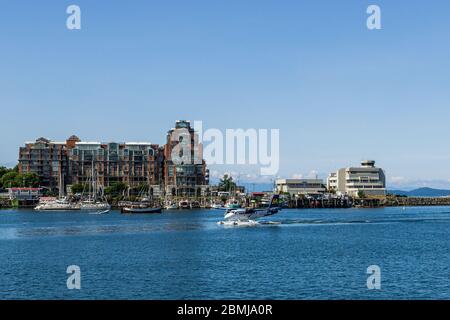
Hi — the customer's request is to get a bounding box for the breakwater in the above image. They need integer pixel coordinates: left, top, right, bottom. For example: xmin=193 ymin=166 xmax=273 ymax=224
xmin=0 ymin=199 xmax=12 ymax=208
xmin=0 ymin=198 xmax=37 ymax=208
xmin=285 ymin=196 xmax=450 ymax=209
xmin=287 ymin=197 xmax=352 ymax=209
xmin=384 ymin=196 xmax=450 ymax=207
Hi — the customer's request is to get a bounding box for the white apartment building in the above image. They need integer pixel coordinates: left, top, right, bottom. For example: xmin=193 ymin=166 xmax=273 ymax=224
xmin=275 ymin=179 xmax=326 ymax=196
xmin=327 ymin=160 xmax=386 ymax=198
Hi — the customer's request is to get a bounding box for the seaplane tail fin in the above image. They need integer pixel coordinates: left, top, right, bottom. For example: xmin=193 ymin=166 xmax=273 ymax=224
xmin=269 ymin=194 xmax=280 ymax=209
xmin=246 ymin=195 xmax=281 ymax=221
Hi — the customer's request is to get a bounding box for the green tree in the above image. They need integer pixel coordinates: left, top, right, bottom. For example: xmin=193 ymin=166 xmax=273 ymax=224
xmin=15 ymin=172 xmax=39 ymax=187
xmin=0 ymin=167 xmax=8 ymax=188
xmin=357 ymin=190 xmax=366 ymax=199
xmin=70 ymin=183 xmax=88 ymax=194
xmin=218 ymin=174 xmax=237 ymax=192
xmin=0 ymin=166 xmax=9 ymax=178
xmin=105 ymin=182 xmax=128 ymax=196
xmin=133 ymin=183 xmax=149 ymax=194
xmin=1 ymin=172 xmax=39 ymax=188
xmin=0 ymin=166 xmax=20 ymax=188
xmin=0 ymin=171 xmax=19 ymax=188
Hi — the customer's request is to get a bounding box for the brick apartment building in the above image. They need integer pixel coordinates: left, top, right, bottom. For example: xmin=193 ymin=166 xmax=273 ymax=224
xmin=18 ymin=121 xmax=209 ymax=195
xmin=18 ymin=136 xmax=73 ymax=190
xmin=164 ymin=120 xmax=209 ymax=197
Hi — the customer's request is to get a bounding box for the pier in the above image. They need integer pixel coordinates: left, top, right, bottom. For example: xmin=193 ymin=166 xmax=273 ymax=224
xmin=287 ymin=196 xmax=352 ymax=209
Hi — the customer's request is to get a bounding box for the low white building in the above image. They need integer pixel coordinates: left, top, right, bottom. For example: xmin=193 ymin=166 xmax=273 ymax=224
xmin=275 ymin=179 xmax=326 ymax=196
xmin=8 ymin=188 xmax=43 ymax=201
xmin=327 ymin=160 xmax=386 ymax=198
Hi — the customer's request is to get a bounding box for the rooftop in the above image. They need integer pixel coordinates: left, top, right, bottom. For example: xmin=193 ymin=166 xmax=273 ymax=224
xmin=75 ymin=142 xmax=102 ymax=145
xmin=276 ymin=179 xmax=324 ymax=184
xmin=125 ymin=142 xmax=153 ymax=146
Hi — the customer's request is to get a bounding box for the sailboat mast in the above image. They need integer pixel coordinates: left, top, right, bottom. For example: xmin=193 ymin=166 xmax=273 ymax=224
xmin=59 ymin=171 xmax=64 ymax=199
xmin=147 ymin=160 xmax=150 ymax=199
xmin=88 ymin=158 xmax=92 ymax=202
xmin=92 ymin=158 xmax=97 ymax=202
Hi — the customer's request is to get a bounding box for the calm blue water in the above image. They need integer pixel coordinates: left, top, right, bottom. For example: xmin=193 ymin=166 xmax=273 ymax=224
xmin=0 ymin=206 xmax=449 ymax=300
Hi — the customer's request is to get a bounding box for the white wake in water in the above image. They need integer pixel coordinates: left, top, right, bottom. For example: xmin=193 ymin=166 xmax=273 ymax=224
xmin=217 ymin=220 xmax=260 ymax=227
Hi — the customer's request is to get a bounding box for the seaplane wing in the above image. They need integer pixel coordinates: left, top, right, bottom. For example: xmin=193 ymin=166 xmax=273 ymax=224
xmin=223 ymin=195 xmax=280 ymax=222
xmin=248 ymin=207 xmax=279 ymax=220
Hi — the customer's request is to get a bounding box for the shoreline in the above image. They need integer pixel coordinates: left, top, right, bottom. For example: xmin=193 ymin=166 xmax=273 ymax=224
xmin=3 ymin=201 xmax=450 ymax=210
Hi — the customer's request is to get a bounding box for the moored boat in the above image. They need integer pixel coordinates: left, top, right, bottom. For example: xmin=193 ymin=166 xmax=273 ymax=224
xmin=165 ymin=202 xmax=178 ymax=210
xmin=75 ymin=159 xmax=111 ymax=213
xmin=179 ymin=200 xmax=190 ymax=209
xmin=211 ymin=202 xmax=224 ymax=209
xmin=190 ymin=201 xmax=201 ymax=209
xmin=34 ymin=198 xmax=80 ymax=211
xmin=34 ymin=174 xmax=79 ymax=211
xmin=225 ymin=198 xmax=241 ymax=209
xmin=79 ymin=201 xmax=111 ymax=213
xmin=121 ymin=206 xmax=162 ymax=214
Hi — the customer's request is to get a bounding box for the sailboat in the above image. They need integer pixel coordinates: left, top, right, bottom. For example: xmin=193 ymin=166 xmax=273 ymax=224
xmin=121 ymin=205 xmax=162 ymax=214
xmin=34 ymin=173 xmax=78 ymax=211
xmin=165 ymin=201 xmax=179 ymax=210
xmin=78 ymin=159 xmax=110 ymax=214
xmin=34 ymin=197 xmax=78 ymax=211
xmin=121 ymin=195 xmax=162 ymax=214
xmin=121 ymin=175 xmax=161 ymax=214
xmin=190 ymin=200 xmax=200 ymax=209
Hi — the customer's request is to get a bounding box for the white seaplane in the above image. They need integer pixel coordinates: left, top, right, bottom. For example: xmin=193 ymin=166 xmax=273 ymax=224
xmin=218 ymin=195 xmax=281 ymax=226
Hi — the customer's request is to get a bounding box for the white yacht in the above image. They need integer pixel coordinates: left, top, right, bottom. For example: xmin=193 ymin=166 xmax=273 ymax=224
xmin=76 ymin=160 xmax=110 ymax=214
xmin=211 ymin=201 xmax=224 ymax=209
xmin=79 ymin=200 xmax=111 ymax=212
xmin=34 ymin=197 xmax=79 ymax=211
xmin=179 ymin=200 xmax=190 ymax=209
xmin=34 ymin=175 xmax=79 ymax=211
xmin=165 ymin=202 xmax=179 ymax=210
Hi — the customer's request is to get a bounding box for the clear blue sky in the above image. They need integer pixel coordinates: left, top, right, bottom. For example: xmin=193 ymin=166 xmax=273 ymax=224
xmin=1 ymin=0 xmax=450 ymax=189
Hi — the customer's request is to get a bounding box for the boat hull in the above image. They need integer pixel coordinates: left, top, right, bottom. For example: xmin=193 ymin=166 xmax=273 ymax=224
xmin=121 ymin=207 xmax=162 ymax=214
xmin=34 ymin=202 xmax=80 ymax=211
xmin=34 ymin=207 xmax=80 ymax=211
xmin=179 ymin=202 xmax=190 ymax=209
xmin=78 ymin=203 xmax=111 ymax=214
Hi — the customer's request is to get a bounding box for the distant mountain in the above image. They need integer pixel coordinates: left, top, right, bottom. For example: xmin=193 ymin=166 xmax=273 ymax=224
xmin=208 ymin=180 xmax=274 ymax=193
xmin=239 ymin=183 xmax=274 ymax=193
xmin=389 ymin=187 xmax=450 ymax=197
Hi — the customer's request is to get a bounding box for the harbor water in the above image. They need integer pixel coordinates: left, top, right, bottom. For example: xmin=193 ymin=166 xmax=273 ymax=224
xmin=0 ymin=206 xmax=449 ymax=299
